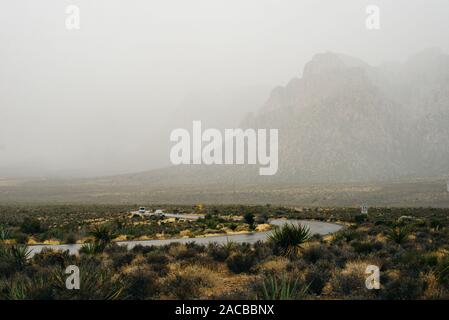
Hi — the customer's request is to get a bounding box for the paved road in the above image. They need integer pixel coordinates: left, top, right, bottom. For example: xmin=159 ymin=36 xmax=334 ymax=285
xmin=129 ymin=211 xmax=205 ymax=220
xmin=27 ymin=219 xmax=343 ymax=256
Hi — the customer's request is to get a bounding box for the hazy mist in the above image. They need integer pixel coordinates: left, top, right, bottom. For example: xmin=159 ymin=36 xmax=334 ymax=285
xmin=1 ymin=0 xmax=449 ymax=178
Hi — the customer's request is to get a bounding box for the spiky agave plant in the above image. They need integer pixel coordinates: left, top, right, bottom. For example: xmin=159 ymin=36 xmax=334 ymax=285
xmin=259 ymin=274 xmax=309 ymax=300
xmin=0 ymin=226 xmax=10 ymax=258
xmin=79 ymin=242 xmax=105 ymax=255
xmin=0 ymin=225 xmax=10 ymax=242
xmin=386 ymin=226 xmax=410 ymax=245
xmin=268 ymin=223 xmax=311 ymax=256
xmin=52 ymin=261 xmax=125 ymax=300
xmin=9 ymin=244 xmax=31 ymax=269
xmin=90 ymin=226 xmax=115 ymax=247
xmin=223 ymin=239 xmax=236 ymax=253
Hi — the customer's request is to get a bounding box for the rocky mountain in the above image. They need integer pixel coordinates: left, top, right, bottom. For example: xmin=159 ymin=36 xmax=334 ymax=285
xmin=103 ymin=49 xmax=449 ymax=188
xmin=241 ymin=49 xmax=449 ymax=184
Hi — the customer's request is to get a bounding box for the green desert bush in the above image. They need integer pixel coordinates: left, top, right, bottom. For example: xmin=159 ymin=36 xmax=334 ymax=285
xmin=332 ymin=230 xmax=361 ymax=244
xmin=64 ymin=233 xmax=77 ymax=244
xmin=12 ymin=232 xmax=29 ymax=244
xmin=244 ymin=213 xmax=255 ymax=230
xmin=110 ymin=252 xmax=136 ymax=270
xmin=256 ymin=213 xmax=269 ymax=224
xmin=20 ymin=217 xmax=44 ymax=234
xmin=185 ymin=242 xmax=207 ymax=254
xmin=208 ymin=242 xmax=233 ymax=262
xmin=253 ymin=241 xmax=274 ymax=261
xmin=32 ymin=249 xmax=71 ymax=268
xmin=302 ymin=244 xmax=334 ymax=264
xmin=79 ymin=242 xmax=105 ymax=255
xmin=0 ymin=251 xmax=17 ymax=278
xmin=104 ymin=243 xmax=129 ymax=255
xmin=351 ymin=241 xmax=377 ymax=255
xmin=146 ymin=251 xmax=169 ymax=265
xmin=145 ymin=252 xmax=170 ymax=276
xmin=381 ymin=275 xmax=424 ymax=300
xmin=174 ymin=247 xmax=199 ymax=261
xmin=130 ymin=244 xmax=158 ymax=255
xmin=354 ymin=214 xmax=367 ymax=224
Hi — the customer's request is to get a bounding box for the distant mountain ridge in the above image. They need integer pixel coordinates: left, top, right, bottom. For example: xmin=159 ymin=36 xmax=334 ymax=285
xmin=98 ymin=49 xmax=449 ymax=188
xmin=2 ymin=49 xmax=449 ymax=205
xmin=110 ymin=49 xmax=449 ymax=187
xmin=240 ymin=49 xmax=449 ymax=184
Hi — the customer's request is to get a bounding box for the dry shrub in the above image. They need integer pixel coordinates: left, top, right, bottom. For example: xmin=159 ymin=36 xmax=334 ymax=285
xmin=324 ymin=260 xmax=376 ymax=299
xmin=168 ymin=243 xmax=188 ymax=257
xmin=226 ymin=252 xmax=257 ymax=274
xmin=422 ymin=271 xmax=445 ymax=299
xmin=121 ymin=265 xmax=160 ymax=299
xmin=258 ymin=257 xmax=289 ymax=275
xmin=161 ymin=264 xmax=215 ymax=299
xmin=304 ymin=261 xmax=333 ymax=296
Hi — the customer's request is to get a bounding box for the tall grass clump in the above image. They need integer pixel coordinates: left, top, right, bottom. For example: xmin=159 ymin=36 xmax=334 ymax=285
xmin=258 ymin=274 xmax=309 ymax=300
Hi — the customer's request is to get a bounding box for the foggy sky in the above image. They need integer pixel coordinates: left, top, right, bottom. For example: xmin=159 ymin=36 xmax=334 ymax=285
xmin=1 ymin=0 xmax=448 ymax=178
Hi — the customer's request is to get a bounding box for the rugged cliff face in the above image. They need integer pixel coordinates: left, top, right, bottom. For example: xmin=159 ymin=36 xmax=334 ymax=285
xmin=242 ymin=49 xmax=449 ymax=184
xmin=123 ymin=49 xmax=449 ymax=187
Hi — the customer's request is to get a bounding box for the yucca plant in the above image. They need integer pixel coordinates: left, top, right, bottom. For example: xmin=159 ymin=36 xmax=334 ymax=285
xmin=223 ymin=239 xmax=236 ymax=253
xmin=7 ymin=244 xmax=31 ymax=270
xmin=0 ymin=225 xmax=10 ymax=242
xmin=85 ymin=225 xmax=116 ymax=253
xmin=89 ymin=225 xmax=116 ymax=245
xmin=386 ymin=226 xmax=410 ymax=245
xmin=259 ymin=274 xmax=309 ymax=300
xmin=52 ymin=262 xmax=125 ymax=300
xmin=268 ymin=223 xmax=311 ymax=256
xmin=80 ymin=242 xmax=105 ymax=255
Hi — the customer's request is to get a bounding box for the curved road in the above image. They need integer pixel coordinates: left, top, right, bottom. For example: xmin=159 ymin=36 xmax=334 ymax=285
xmin=28 ymin=218 xmax=343 ymax=256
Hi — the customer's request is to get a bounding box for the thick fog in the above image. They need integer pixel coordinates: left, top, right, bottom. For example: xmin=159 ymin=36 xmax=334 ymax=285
xmin=1 ymin=0 xmax=448 ymax=178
